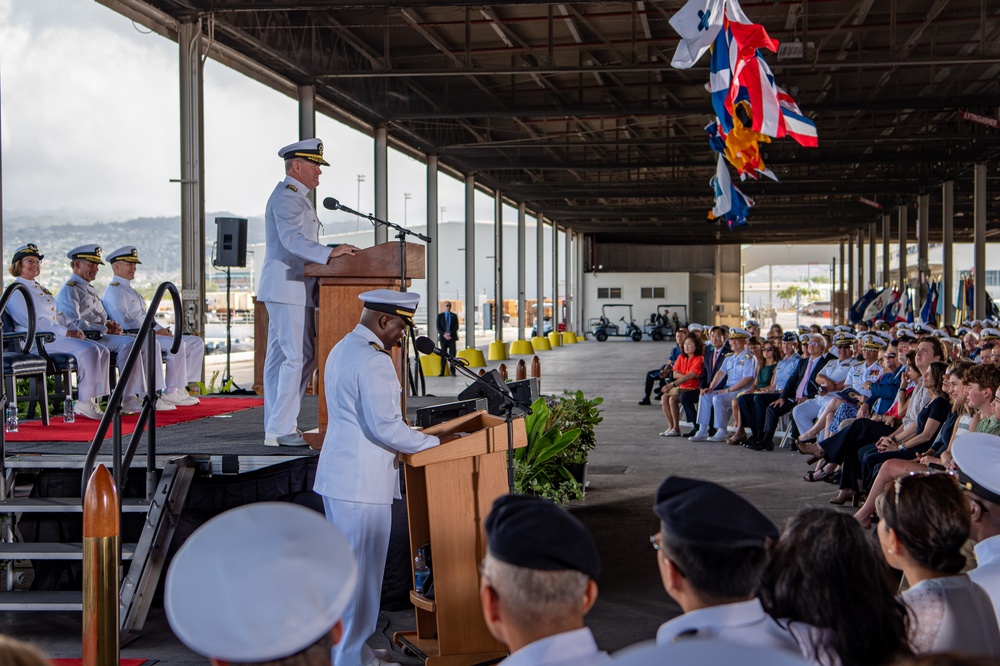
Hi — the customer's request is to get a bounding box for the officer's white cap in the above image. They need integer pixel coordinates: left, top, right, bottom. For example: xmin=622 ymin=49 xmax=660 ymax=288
xmin=833 ymin=333 xmax=856 ymax=346
xmin=107 ymin=246 xmax=142 ymax=264
xmin=728 ymin=327 xmax=750 ymax=339
xmin=876 ymin=331 xmax=894 ymax=342
xmin=66 ymin=244 xmax=105 ymax=265
xmin=931 ymin=328 xmax=946 ymax=338
xmin=688 ymin=323 xmax=704 ymax=333
xmin=862 ymin=334 xmax=886 ymax=350
xmin=360 ymin=289 xmax=420 ymax=326
xmin=611 ymin=640 xmax=808 ymax=666
xmin=913 ymin=323 xmax=933 ymax=334
xmin=835 ymin=325 xmax=853 ymax=333
xmin=943 ymin=336 xmax=962 ymax=346
xmin=982 ymin=328 xmax=1000 ymax=341
xmin=744 ymin=319 xmax=759 ymax=328
xmin=165 ymin=503 xmax=357 ymax=663
xmin=952 ymin=433 xmax=1000 ymax=506
xmin=278 ymin=138 xmax=330 ymax=166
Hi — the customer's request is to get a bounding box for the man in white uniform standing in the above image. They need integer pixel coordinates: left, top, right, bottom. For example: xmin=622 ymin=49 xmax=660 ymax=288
xmin=102 ymin=246 xmax=204 ymax=407
xmin=315 ymin=290 xmax=460 ymax=666
xmin=954 ymin=433 xmax=1000 ymax=620
xmin=56 ymin=244 xmax=172 ymax=415
xmin=259 ymin=138 xmax=359 ymax=447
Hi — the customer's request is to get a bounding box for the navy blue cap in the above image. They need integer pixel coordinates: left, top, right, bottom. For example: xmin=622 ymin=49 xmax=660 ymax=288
xmin=485 ymin=494 xmax=601 ymax=579
xmin=781 ymin=331 xmax=798 ymax=342
xmin=654 ymin=476 xmax=778 ymax=548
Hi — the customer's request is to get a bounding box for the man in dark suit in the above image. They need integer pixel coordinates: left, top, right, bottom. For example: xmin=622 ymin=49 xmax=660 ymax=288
xmin=436 ymin=301 xmax=459 ymax=375
xmin=744 ymin=334 xmax=831 ymax=450
xmin=679 ymin=326 xmax=730 ymax=436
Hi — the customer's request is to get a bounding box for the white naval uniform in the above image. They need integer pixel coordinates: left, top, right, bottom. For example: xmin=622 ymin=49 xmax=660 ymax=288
xmin=314 ymin=325 xmax=440 ymax=666
xmin=696 ymin=349 xmax=759 ymax=430
xmin=101 ymin=277 xmax=204 ymax=393
xmin=969 ymin=534 xmax=1000 ymax=623
xmin=258 ymin=175 xmax=333 ymax=436
xmin=791 ymin=357 xmax=853 ymax=436
xmin=656 ymin=598 xmax=804 ymax=656
xmin=497 ymin=627 xmax=610 ymax=666
xmin=56 ymin=277 xmax=146 ymax=398
xmin=6 ymin=277 xmax=110 ymax=401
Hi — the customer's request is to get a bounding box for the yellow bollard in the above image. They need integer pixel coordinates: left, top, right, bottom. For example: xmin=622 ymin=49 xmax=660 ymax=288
xmin=530 ymin=336 xmax=551 ymax=352
xmin=561 ymin=331 xmax=577 ymax=344
xmin=547 ymin=331 xmax=562 ymax=347
xmin=516 ymin=359 xmax=527 ymax=381
xmin=83 ymin=464 xmax=120 ymax=666
xmin=419 ymin=353 xmax=450 ymax=377
xmin=510 ymin=339 xmax=535 ymax=355
xmin=488 ymin=340 xmax=509 ymax=361
xmin=457 ymin=348 xmax=487 ymax=367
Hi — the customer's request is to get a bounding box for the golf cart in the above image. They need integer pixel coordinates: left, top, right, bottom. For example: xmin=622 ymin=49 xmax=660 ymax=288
xmin=643 ymin=304 xmax=689 ymax=341
xmin=589 ymin=304 xmax=643 ymax=342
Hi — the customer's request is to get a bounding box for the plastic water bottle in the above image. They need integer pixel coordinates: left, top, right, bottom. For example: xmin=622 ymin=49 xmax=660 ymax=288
xmin=4 ymin=404 xmax=17 ymax=433
xmin=63 ymin=396 xmax=75 ymax=424
xmin=414 ymin=552 xmax=430 ymax=595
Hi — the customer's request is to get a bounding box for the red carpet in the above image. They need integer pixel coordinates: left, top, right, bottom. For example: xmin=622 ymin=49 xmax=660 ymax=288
xmin=5 ymin=397 xmax=263 ymax=443
xmin=49 ymin=659 xmax=149 ymax=666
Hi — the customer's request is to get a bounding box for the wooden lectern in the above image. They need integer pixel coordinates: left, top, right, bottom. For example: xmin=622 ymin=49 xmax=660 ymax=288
xmin=395 ymin=410 xmax=528 ymax=665
xmin=301 ymin=242 xmax=425 ymax=447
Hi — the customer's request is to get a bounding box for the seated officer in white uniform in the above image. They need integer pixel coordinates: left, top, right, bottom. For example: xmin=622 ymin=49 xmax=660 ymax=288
xmin=55 ymin=244 xmax=173 ymax=415
xmin=612 ymin=639 xmax=807 ymax=666
xmin=6 ymin=243 xmax=111 ymax=420
xmin=652 ymin=476 xmax=805 ymax=656
xmin=165 ymin=502 xmax=357 ymax=666
xmin=480 ymin=494 xmax=609 ymax=666
xmin=689 ymin=327 xmax=758 ymax=442
xmin=260 ymin=138 xmax=360 ymax=447
xmin=315 ymin=289 xmax=460 ymax=666
xmin=791 ymin=333 xmax=855 ymax=439
xmin=954 ymin=433 xmax=1000 ymax=621
xmin=101 ymin=246 xmax=204 ymax=407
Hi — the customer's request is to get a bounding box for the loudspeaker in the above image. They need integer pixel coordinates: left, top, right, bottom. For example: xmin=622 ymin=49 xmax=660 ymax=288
xmin=215 ymin=217 xmax=247 ymax=267
xmin=458 ymin=370 xmax=511 ymax=416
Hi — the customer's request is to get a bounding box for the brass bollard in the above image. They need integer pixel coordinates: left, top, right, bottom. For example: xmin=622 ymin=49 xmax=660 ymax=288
xmin=516 ymin=359 xmax=527 ymax=381
xmin=83 ymin=465 xmax=120 ymax=666
xmin=478 ymin=368 xmax=486 ymax=377
xmin=531 ymin=355 xmax=541 ymax=378
xmin=498 ymin=363 xmax=508 ymax=381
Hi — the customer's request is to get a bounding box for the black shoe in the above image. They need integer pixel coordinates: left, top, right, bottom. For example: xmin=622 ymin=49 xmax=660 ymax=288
xmin=638 ymin=398 xmax=652 ymax=406
xmin=742 ymin=436 xmax=760 ymax=449
xmin=746 ymin=437 xmax=774 ymax=451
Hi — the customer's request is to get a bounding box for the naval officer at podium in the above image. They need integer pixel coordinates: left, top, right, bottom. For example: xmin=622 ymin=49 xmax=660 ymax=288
xmin=260 ymin=138 xmax=360 ymax=447
xmin=315 ymin=290 xmax=462 ymax=666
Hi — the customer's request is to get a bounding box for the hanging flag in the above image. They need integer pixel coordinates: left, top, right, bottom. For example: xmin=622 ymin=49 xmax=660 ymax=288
xmin=955 ymin=280 xmax=966 ymax=326
xmin=670 ymin=0 xmax=750 ymax=69
xmin=862 ymin=287 xmax=889 ymax=323
xmin=710 ymin=154 xmax=733 ymax=218
xmin=881 ymin=288 xmax=900 ymax=322
xmin=709 ymin=26 xmax=736 ymax=131
xmin=920 ymin=281 xmax=939 ymax=326
xmin=850 ymin=288 xmax=878 ymax=324
xmin=776 ymin=87 xmax=819 ymax=147
xmin=905 ymin=287 xmax=915 ymax=324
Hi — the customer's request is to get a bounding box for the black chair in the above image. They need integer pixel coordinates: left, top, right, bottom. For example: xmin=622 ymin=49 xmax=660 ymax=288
xmin=1 ymin=312 xmax=78 ymax=419
xmin=1 ymin=332 xmax=50 ymax=426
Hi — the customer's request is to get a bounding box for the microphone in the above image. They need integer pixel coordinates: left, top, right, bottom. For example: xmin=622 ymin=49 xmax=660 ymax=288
xmin=322 ymin=197 xmax=340 ymax=211
xmin=414 ymin=335 xmax=440 ymax=356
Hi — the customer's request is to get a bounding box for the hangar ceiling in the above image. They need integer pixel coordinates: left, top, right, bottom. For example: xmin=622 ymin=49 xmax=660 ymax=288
xmin=104 ymin=0 xmax=1000 ymax=245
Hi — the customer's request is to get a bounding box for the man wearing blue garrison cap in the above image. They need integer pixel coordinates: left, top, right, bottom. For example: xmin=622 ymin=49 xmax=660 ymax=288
xmin=480 ymin=494 xmax=609 ymax=666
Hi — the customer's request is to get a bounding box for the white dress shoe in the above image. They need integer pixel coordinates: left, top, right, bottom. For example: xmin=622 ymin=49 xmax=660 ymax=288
xmin=75 ymin=398 xmax=105 ymax=421
xmin=688 ymin=430 xmax=710 ymax=442
xmin=264 ymin=430 xmax=308 ymax=447
xmin=161 ymin=389 xmax=200 ymax=406
xmin=707 ymin=431 xmax=730 ymax=442
xmin=154 ymin=398 xmax=176 ymax=411
xmin=121 ymin=396 xmax=144 ymax=414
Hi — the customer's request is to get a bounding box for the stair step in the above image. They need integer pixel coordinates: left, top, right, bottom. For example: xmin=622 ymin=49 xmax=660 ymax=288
xmin=0 ymin=590 xmax=83 ymax=611
xmin=0 ymin=498 xmax=152 ymax=513
xmin=0 ymin=542 xmax=136 ymax=560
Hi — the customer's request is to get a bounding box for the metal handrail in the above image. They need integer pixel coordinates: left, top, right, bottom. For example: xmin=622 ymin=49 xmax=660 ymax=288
xmin=81 ymin=282 xmax=182 ymax=498
xmin=0 ymin=281 xmax=36 ymax=499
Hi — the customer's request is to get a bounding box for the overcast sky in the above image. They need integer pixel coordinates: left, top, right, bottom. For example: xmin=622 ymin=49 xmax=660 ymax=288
xmin=0 ymin=0 xmax=505 ymax=226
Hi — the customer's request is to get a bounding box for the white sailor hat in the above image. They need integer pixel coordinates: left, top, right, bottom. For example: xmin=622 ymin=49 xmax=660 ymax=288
xmin=66 ymin=244 xmax=104 ymax=265
xmin=688 ymin=323 xmax=704 ymax=333
xmin=835 ymin=325 xmax=853 ymax=333
xmin=971 ymin=320 xmax=984 ymax=328
xmin=958 ymin=326 xmax=973 ymax=337
xmin=981 ymin=327 xmax=1000 ymax=342
xmin=278 ymin=138 xmax=330 ymax=166
xmin=797 ymin=325 xmax=811 ymax=334
xmin=862 ymin=334 xmax=887 ymax=351
xmin=744 ymin=319 xmax=759 ymax=329
xmin=913 ymin=322 xmax=933 ymax=335
xmin=12 ymin=244 xmax=43 ymax=263
xmin=821 ymin=325 xmax=835 ymax=334
xmin=798 ymin=333 xmax=811 ymax=343
xmin=359 ymin=289 xmax=420 ymax=327
xmin=833 ymin=333 xmax=856 ymax=347
xmin=932 ymin=328 xmax=946 ymax=338
xmin=962 ymin=319 xmax=974 ymax=327
xmin=876 ymin=331 xmax=894 ymax=343
xmin=943 ymin=336 xmax=962 ymax=346
xmin=952 ymin=433 xmax=1000 ymax=506
xmin=894 ymin=322 xmax=913 ymax=330
xmin=895 ymin=329 xmax=917 ymax=342
xmin=107 ymin=246 xmax=141 ymax=264
xmin=165 ymin=503 xmax=357 ymax=663
xmin=728 ymin=327 xmax=750 ymax=340
xmin=611 ymin=639 xmax=809 ymax=666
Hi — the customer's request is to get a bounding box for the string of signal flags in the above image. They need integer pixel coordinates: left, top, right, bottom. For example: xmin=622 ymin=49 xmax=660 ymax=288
xmin=669 ymin=0 xmax=819 ymax=230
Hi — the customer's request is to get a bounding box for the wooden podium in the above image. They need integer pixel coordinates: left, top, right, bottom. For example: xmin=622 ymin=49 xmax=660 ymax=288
xmin=395 ymin=411 xmax=528 ymax=665
xmin=303 ymin=242 xmax=425 ymax=447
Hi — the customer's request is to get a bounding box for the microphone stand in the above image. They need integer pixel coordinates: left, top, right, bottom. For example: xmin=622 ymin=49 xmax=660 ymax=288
xmin=441 ymin=353 xmax=532 ymax=494
xmin=334 ymin=202 xmax=432 ymax=399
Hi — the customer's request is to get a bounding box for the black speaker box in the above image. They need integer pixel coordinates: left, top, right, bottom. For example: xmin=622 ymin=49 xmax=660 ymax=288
xmin=215 ymin=217 xmax=248 ymax=267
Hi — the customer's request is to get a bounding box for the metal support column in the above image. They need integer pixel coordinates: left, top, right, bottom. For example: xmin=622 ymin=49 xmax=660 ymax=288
xmin=882 ymin=214 xmax=891 ymax=288
xmin=857 ymin=228 xmax=864 ymax=298
xmin=426 ymin=155 xmax=439 ymax=328
xmin=494 ymin=190 xmax=503 ymax=341
xmin=178 ymin=20 xmax=205 ymax=344
xmin=374 ymin=125 xmax=388 ymax=245
xmin=917 ymin=194 xmax=930 ymax=308
xmin=974 ymin=164 xmax=987 ymax=319
xmin=465 ymin=174 xmax=476 ymax=350
xmin=552 ymin=224 xmax=560 ymax=329
xmin=297 ymin=85 xmax=316 ymax=209
xmin=564 ymin=230 xmax=573 ymax=333
xmin=839 ymin=240 xmax=846 ymax=324
xmin=943 ymin=181 xmax=954 ymax=325
xmin=898 ymin=207 xmax=908 ymax=289
xmin=847 ymin=234 xmax=855 ymax=310
xmin=537 ymin=216 xmax=545 ymax=331
xmin=517 ymin=203 xmax=526 ymax=340
xmin=576 ymin=233 xmax=585 ymax=334
xmin=868 ymin=222 xmax=877 ymax=289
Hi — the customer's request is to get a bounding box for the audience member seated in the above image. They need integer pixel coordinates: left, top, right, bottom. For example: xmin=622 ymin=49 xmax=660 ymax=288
xmin=658 ymin=334 xmax=703 ymax=437
xmin=689 ymin=328 xmax=758 ymax=443
xmin=480 ymin=494 xmax=608 ymax=666
xmin=651 ymin=476 xmax=806 ymax=656
xmin=791 ymin=334 xmax=856 ymax=446
xmin=877 ymin=473 xmax=1000 ymax=657
xmin=0 ymin=636 xmax=51 ymax=666
xmin=954 ymin=433 xmax=1000 ymax=621
xmin=639 ymin=326 xmax=687 ymax=405
xmin=964 ymin=364 xmax=1000 ymax=436
xmin=726 ymin=337 xmax=778 ymax=445
xmin=679 ymin=326 xmax=729 ymax=437
xmin=758 ymin=508 xmax=912 ymax=666
xmin=737 ymin=332 xmax=801 ymax=451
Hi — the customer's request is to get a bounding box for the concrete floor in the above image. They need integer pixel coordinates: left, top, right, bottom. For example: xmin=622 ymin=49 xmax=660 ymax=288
xmin=5 ymin=334 xmax=844 ymax=664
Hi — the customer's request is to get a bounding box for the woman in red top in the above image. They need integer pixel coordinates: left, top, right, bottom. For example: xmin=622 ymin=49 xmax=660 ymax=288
xmin=659 ymin=334 xmax=704 ymax=437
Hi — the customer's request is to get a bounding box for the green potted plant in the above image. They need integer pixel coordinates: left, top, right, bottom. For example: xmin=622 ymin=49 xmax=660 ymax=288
xmin=513 ymin=397 xmax=583 ymax=505
xmin=550 ymin=390 xmax=604 ymax=487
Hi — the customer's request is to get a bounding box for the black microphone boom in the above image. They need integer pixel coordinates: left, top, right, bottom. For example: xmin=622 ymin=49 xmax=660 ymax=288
xmin=414 ymin=335 xmax=438 ymax=356
xmin=322 ymin=197 xmax=341 ymax=211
